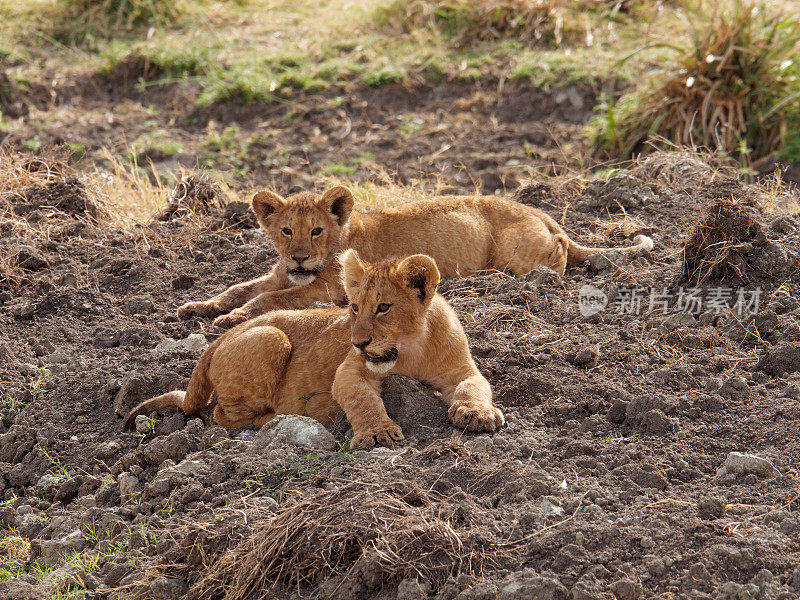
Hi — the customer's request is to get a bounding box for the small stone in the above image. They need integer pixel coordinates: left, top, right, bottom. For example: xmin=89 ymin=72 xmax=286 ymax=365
xmin=697 ymin=497 xmax=726 ymax=520
xmin=540 ymin=499 xmax=564 ymax=520
xmin=135 ymin=415 xmax=153 ymax=434
xmin=118 ymin=473 xmax=141 ymax=500
xmin=465 ymin=435 xmax=493 ymax=454
xmin=609 ymin=579 xmax=642 ymax=600
xmin=718 ymin=452 xmax=779 ymax=479
xmin=587 ymin=251 xmax=624 ymax=272
xmin=640 ymin=535 xmax=654 ymax=549
xmin=573 ymin=347 xmax=599 ymax=367
xmin=152 ymin=334 xmax=208 ymax=356
xmin=607 ymin=400 xmax=629 ymax=424
xmin=124 ymin=294 xmax=155 ymax=315
xmin=171 ymin=459 xmax=204 ymax=476
xmin=250 ymin=415 xmax=336 ymax=453
xmin=97 ymin=440 xmax=121 ymax=460
xmin=149 ymin=577 xmax=189 ymax=599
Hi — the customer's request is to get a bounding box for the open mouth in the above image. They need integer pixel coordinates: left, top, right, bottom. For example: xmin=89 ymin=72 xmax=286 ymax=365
xmin=363 ymin=348 xmax=398 ymax=363
xmin=287 ymin=266 xmax=318 ymax=277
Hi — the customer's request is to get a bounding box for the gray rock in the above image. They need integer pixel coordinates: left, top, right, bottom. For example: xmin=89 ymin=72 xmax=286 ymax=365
xmin=587 ymin=251 xmax=625 ymax=272
xmin=609 ymin=579 xmax=642 ymax=600
xmin=717 ymin=452 xmax=779 ymax=479
xmin=540 ymin=499 xmax=565 ymax=520
xmin=523 ymin=266 xmax=563 ymax=288
xmin=117 ymin=473 xmax=141 ymax=500
xmin=152 ymin=333 xmax=207 ymax=356
xmin=135 ymin=415 xmax=153 ymax=434
xmin=250 ymin=415 xmax=336 ymax=453
xmin=97 ymin=440 xmax=121 ymax=460
xmin=149 ymin=577 xmax=189 ymax=599
xmin=39 ymin=530 xmax=86 ymax=566
xmin=113 ymin=370 xmax=150 ymax=416
xmin=124 ymin=294 xmax=155 ymax=315
xmin=171 ymin=459 xmax=204 ymax=475
xmin=498 ymin=569 xmax=569 ymax=600
xmin=697 ymin=497 xmax=726 ymax=520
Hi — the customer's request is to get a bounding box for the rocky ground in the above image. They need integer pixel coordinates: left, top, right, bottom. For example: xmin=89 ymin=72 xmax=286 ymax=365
xmin=1 ymin=150 xmax=800 ymax=600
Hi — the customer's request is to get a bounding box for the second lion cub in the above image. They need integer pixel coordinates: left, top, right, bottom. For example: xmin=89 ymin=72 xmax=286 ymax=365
xmin=123 ymin=251 xmax=503 ymax=448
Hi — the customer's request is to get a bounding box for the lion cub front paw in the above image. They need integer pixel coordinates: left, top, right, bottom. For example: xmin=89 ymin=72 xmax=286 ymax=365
xmin=448 ymin=400 xmax=505 ymax=432
xmin=350 ymin=421 xmax=404 ymax=450
xmin=177 ymin=301 xmax=217 ymax=319
xmin=213 ymin=310 xmax=251 ymax=329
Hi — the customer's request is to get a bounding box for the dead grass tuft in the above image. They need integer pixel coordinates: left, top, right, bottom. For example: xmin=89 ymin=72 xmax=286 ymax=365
xmin=682 ymin=199 xmax=764 ymax=285
xmin=0 ymin=146 xmax=110 ymax=234
xmin=587 ymin=214 xmax=648 ymax=243
xmin=156 ymin=171 xmax=232 ymax=222
xmin=376 ymin=0 xmax=596 ymax=47
xmin=159 ymin=481 xmax=495 ymax=598
xmin=594 ymin=0 xmax=800 ymax=160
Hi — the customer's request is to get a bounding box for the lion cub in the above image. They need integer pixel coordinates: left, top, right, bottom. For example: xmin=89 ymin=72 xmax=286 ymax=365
xmin=178 ymin=186 xmax=653 ymax=328
xmin=123 ymin=252 xmax=503 ymax=448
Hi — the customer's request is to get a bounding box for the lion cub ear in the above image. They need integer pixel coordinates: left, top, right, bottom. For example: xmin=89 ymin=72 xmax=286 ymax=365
xmin=251 ymin=190 xmax=286 ymax=225
xmin=339 ymin=249 xmax=366 ymax=297
xmin=317 ymin=186 xmax=354 ymax=225
xmin=396 ymin=254 xmax=440 ymax=304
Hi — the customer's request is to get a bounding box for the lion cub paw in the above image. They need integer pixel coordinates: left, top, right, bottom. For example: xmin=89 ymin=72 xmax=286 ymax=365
xmin=177 ymin=301 xmax=218 ymax=319
xmin=448 ymin=401 xmax=505 ymax=433
xmin=350 ymin=421 xmax=404 ymax=450
xmin=213 ymin=310 xmax=251 ymax=329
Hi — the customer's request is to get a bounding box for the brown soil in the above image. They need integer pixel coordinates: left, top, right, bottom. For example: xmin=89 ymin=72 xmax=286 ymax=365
xmin=1 ymin=152 xmax=799 ymax=599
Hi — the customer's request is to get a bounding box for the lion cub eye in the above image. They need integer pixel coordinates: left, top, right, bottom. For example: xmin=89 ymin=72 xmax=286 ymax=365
xmin=311 ymin=227 xmax=323 ymax=237
xmin=376 ymin=303 xmax=391 ymax=314
xmin=351 ymin=304 xmax=359 ymax=313
xmin=281 ymin=228 xmax=292 ymax=237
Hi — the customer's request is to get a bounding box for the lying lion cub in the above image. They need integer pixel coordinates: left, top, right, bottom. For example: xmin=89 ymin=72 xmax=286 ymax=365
xmin=178 ymin=186 xmax=653 ymax=328
xmin=124 ymin=251 xmax=503 ymax=448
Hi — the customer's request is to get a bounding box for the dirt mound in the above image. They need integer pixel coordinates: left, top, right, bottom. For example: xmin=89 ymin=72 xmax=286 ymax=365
xmin=0 ymin=147 xmax=102 ymax=223
xmin=682 ymin=199 xmax=789 ymax=286
xmin=157 ymin=172 xmax=229 ymax=222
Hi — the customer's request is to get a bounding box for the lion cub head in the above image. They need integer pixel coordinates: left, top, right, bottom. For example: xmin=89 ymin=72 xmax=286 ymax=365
xmin=340 ymin=249 xmax=440 ymax=375
xmin=251 ymin=186 xmax=355 ymax=285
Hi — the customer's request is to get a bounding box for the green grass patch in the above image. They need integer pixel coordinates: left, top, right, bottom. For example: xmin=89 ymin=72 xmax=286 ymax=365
xmin=591 ymin=0 xmax=800 ymax=161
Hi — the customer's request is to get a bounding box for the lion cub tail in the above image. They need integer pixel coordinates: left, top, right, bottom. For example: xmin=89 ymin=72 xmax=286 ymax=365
xmin=566 ymin=234 xmax=654 ymax=266
xmin=122 ymin=341 xmax=218 ymax=431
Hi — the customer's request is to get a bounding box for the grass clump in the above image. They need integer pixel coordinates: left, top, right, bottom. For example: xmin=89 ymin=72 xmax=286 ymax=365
xmin=57 ymin=0 xmax=184 ymax=32
xmin=592 ymin=0 xmax=800 ymax=161
xmin=376 ymin=0 xmax=582 ymax=47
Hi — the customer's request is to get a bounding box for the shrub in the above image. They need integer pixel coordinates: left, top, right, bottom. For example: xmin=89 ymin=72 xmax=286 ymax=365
xmin=593 ymin=0 xmax=800 ymax=161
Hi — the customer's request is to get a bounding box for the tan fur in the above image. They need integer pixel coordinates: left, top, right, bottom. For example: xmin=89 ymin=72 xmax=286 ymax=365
xmin=177 ymin=186 xmax=654 ymax=327
xmin=125 ymin=253 xmax=503 ymax=448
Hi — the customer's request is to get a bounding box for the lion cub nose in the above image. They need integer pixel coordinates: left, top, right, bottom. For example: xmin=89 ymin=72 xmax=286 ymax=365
xmin=292 ymin=254 xmax=309 ymax=264
xmin=353 ymin=337 xmax=372 ymax=350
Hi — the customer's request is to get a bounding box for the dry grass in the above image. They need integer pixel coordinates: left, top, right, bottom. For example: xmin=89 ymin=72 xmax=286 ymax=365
xmin=594 ymin=0 xmax=800 ymax=160
xmin=376 ymin=0 xmax=599 ymax=47
xmin=682 ymin=198 xmax=764 ymax=285
xmin=586 ymin=213 xmax=647 ymax=243
xmin=156 ymin=480 xmax=496 ymax=599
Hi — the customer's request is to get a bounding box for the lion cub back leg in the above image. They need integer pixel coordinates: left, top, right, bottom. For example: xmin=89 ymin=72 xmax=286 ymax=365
xmin=494 ymin=219 xmax=569 ymax=276
xmin=209 ymin=325 xmax=292 ymax=428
